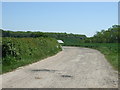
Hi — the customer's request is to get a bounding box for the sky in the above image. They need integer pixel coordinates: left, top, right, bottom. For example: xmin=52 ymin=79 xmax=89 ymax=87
xmin=0 ymin=2 xmax=2 ymax=28
xmin=2 ymin=2 xmax=118 ymax=37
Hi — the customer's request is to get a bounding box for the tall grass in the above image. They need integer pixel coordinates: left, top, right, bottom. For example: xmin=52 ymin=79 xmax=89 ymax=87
xmin=2 ymin=37 xmax=62 ymax=73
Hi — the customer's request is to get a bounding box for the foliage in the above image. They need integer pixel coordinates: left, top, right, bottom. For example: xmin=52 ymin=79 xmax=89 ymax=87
xmin=1 ymin=29 xmax=86 ymax=45
xmin=84 ymin=25 xmax=120 ymax=43
xmin=2 ymin=37 xmax=62 ymax=73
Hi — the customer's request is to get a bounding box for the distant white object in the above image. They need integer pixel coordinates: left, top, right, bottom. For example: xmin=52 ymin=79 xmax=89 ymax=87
xmin=57 ymin=40 xmax=64 ymax=44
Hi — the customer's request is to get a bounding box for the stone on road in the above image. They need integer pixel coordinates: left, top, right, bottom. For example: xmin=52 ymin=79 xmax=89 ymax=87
xmin=2 ymin=47 xmax=118 ymax=88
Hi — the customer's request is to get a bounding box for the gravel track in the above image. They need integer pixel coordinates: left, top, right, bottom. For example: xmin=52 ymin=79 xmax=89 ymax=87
xmin=1 ymin=46 xmax=118 ymax=88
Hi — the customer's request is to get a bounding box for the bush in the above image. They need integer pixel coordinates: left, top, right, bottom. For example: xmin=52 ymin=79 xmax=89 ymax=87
xmin=2 ymin=37 xmax=62 ymax=73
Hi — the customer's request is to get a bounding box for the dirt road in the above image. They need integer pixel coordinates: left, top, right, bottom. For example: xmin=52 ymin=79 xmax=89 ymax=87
xmin=1 ymin=47 xmax=118 ymax=88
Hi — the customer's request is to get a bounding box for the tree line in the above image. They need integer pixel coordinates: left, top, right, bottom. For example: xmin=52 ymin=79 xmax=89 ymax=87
xmin=1 ymin=29 xmax=87 ymax=44
xmin=1 ymin=25 xmax=120 ymax=43
xmin=84 ymin=25 xmax=120 ymax=43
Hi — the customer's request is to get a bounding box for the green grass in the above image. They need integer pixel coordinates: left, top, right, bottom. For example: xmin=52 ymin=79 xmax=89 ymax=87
xmin=2 ymin=37 xmax=62 ymax=74
xmin=63 ymin=43 xmax=119 ymax=71
xmin=96 ymin=46 xmax=118 ymax=71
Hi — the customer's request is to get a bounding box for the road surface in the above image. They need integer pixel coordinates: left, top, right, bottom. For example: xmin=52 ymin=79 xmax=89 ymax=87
xmin=1 ymin=47 xmax=118 ymax=88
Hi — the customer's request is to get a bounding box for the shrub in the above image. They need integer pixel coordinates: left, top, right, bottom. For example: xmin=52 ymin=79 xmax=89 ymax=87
xmin=2 ymin=37 xmax=62 ymax=73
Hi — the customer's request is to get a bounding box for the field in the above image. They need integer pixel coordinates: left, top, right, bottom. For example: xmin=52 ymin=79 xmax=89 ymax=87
xmin=2 ymin=37 xmax=62 ymax=73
